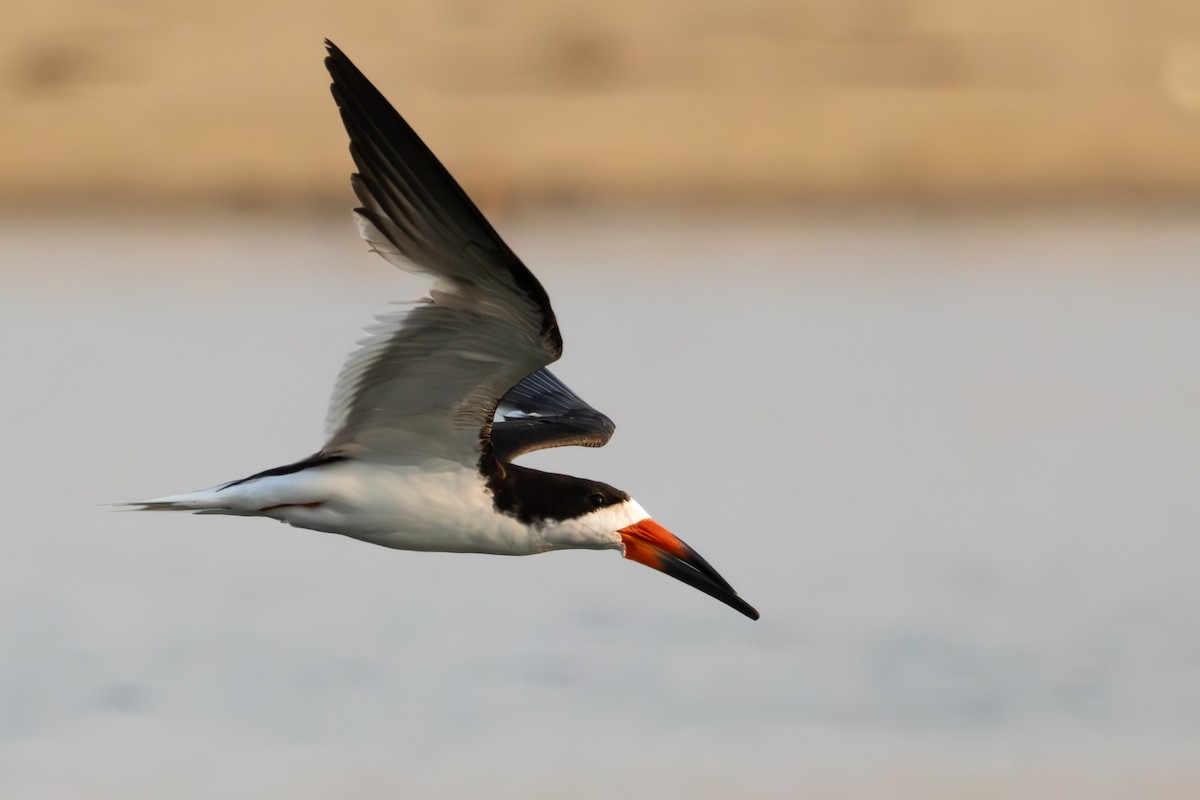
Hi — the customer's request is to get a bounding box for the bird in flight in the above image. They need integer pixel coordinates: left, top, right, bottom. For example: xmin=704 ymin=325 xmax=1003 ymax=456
xmin=129 ymin=41 xmax=758 ymax=620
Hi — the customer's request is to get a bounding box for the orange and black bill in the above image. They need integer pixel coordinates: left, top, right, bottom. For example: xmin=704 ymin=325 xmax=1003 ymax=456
xmin=619 ymin=519 xmax=759 ymax=620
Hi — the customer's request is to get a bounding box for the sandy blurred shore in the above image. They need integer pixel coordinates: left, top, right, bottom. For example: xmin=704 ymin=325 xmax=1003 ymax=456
xmin=5 ymin=1 xmax=1200 ymax=208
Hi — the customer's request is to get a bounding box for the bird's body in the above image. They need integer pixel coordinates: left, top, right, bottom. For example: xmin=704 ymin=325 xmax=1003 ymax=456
xmin=129 ymin=41 xmax=759 ymax=620
xmin=143 ymin=458 xmax=640 ymax=556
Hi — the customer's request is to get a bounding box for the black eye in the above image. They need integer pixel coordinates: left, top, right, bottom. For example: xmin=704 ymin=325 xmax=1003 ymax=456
xmin=588 ymin=492 xmax=606 ymax=508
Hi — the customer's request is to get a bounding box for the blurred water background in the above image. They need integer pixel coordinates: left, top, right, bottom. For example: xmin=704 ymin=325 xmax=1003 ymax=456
xmin=3 ymin=3 xmax=1200 ymax=798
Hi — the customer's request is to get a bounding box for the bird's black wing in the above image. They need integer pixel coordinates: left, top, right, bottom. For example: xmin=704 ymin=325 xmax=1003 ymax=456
xmin=322 ymin=41 xmax=564 ymax=464
xmin=491 ymin=368 xmax=615 ymax=462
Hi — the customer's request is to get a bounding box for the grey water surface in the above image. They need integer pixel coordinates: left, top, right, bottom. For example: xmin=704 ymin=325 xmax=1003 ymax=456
xmin=1 ymin=207 xmax=1198 ymax=798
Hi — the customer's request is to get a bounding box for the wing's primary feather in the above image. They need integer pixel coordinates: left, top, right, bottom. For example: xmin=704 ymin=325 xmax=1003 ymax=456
xmin=492 ymin=368 xmax=615 ymax=461
xmin=323 ymin=42 xmax=560 ymax=336
xmin=321 ymin=41 xmax=562 ymax=465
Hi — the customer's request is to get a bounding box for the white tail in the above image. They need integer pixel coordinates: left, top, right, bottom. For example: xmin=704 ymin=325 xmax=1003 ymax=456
xmin=120 ymin=486 xmax=254 ymax=516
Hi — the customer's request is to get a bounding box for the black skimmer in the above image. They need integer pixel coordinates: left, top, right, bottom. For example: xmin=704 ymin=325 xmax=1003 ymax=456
xmin=128 ymin=41 xmax=759 ymax=621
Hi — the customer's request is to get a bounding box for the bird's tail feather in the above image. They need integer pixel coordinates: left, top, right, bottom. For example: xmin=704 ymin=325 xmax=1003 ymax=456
xmin=116 ymin=487 xmax=251 ymax=515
